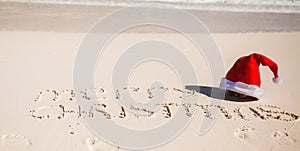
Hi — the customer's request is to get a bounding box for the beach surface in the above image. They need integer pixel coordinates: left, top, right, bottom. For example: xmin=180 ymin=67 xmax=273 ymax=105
xmin=0 ymin=2 xmax=300 ymax=151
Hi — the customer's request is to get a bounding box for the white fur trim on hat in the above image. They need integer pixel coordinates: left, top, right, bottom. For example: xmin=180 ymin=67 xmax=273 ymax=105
xmin=219 ymin=78 xmax=264 ymax=99
xmin=272 ymin=76 xmax=283 ymax=85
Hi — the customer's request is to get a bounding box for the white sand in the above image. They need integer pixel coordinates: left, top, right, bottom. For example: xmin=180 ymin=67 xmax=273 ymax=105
xmin=0 ymin=2 xmax=300 ymax=151
xmin=0 ymin=31 xmax=299 ymax=151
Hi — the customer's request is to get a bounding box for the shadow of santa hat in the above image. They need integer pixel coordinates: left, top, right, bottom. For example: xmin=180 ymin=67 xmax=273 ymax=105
xmin=219 ymin=53 xmax=282 ymax=99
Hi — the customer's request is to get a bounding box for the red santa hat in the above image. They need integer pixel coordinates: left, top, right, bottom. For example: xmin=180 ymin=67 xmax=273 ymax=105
xmin=219 ymin=53 xmax=282 ymax=99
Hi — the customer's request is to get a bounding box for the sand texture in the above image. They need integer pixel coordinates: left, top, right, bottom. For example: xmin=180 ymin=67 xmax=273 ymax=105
xmin=0 ymin=2 xmax=300 ymax=151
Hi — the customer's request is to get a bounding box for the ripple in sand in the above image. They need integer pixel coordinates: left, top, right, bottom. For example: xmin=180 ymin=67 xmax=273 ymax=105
xmin=272 ymin=129 xmax=296 ymax=145
xmin=85 ymin=137 xmax=118 ymax=151
xmin=234 ymin=126 xmax=255 ymax=139
xmin=1 ymin=134 xmax=32 ymax=147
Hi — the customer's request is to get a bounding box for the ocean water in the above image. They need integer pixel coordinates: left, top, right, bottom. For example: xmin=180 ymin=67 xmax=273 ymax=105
xmin=1 ymin=0 xmax=300 ymax=13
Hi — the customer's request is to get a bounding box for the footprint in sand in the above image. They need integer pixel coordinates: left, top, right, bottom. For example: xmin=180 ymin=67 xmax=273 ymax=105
xmin=234 ymin=126 xmax=255 ymax=139
xmin=272 ymin=130 xmax=296 ymax=145
xmin=85 ymin=137 xmax=118 ymax=151
xmin=0 ymin=134 xmax=32 ymax=147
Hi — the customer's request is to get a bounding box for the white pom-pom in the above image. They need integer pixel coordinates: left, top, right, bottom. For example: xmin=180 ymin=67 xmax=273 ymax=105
xmin=272 ymin=76 xmax=283 ymax=85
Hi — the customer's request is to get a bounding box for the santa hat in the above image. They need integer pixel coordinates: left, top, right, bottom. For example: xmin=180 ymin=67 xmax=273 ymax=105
xmin=219 ymin=53 xmax=282 ymax=99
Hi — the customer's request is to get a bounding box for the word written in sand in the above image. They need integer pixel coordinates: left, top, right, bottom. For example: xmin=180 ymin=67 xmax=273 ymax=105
xmin=33 ymin=87 xmax=196 ymax=102
xmin=30 ymin=87 xmax=299 ymax=122
xmin=30 ymin=99 xmax=299 ymax=122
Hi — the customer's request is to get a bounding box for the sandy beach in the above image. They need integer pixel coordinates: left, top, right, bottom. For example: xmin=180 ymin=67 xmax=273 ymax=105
xmin=0 ymin=1 xmax=300 ymax=151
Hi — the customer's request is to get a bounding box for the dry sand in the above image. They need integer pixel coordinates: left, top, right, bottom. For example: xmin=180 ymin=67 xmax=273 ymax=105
xmin=0 ymin=2 xmax=300 ymax=151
